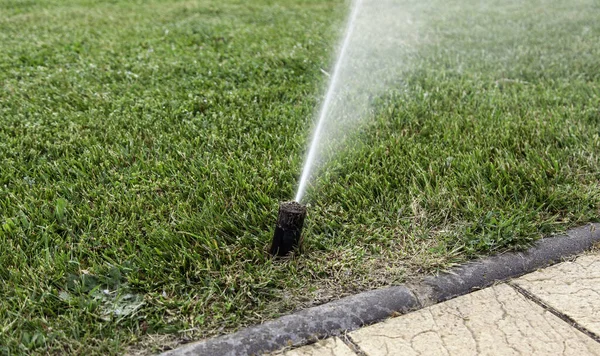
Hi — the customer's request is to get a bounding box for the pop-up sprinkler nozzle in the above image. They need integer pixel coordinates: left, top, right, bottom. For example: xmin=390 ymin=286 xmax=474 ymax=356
xmin=270 ymin=201 xmax=307 ymax=257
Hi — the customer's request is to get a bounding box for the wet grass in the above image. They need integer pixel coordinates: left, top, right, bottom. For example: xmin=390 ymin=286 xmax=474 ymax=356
xmin=1 ymin=0 xmax=599 ymax=354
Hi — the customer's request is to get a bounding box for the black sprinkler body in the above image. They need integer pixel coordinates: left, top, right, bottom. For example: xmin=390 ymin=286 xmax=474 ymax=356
xmin=270 ymin=201 xmax=307 ymax=257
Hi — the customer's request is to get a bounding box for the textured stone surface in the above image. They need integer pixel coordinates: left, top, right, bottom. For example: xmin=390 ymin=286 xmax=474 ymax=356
xmin=349 ymin=284 xmax=600 ymax=355
xmin=162 ymin=286 xmax=417 ymax=356
xmin=280 ymin=338 xmax=355 ymax=356
xmin=515 ymin=253 xmax=600 ymax=336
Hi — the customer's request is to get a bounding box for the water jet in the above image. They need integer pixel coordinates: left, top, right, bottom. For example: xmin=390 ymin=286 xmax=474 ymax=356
xmin=270 ymin=201 xmax=307 ymax=257
xmin=275 ymin=0 xmax=408 ymax=256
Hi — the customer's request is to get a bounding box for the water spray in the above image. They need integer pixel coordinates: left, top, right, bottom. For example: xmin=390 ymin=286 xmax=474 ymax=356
xmin=270 ymin=0 xmax=406 ymax=256
xmin=270 ymin=0 xmax=364 ymax=257
xmin=295 ymin=0 xmax=364 ymax=203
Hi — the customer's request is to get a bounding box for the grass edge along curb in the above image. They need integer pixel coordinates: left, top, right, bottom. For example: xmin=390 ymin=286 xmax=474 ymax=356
xmin=162 ymin=223 xmax=600 ymax=356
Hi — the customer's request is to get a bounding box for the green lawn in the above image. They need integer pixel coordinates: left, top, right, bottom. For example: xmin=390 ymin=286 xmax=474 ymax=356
xmin=1 ymin=0 xmax=599 ymax=354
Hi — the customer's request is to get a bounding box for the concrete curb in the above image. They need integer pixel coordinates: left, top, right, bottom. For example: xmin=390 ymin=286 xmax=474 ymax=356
xmin=162 ymin=223 xmax=600 ymax=356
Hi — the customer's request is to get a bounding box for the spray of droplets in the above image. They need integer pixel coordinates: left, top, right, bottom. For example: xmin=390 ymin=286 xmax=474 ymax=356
xmin=295 ymin=0 xmax=420 ymax=202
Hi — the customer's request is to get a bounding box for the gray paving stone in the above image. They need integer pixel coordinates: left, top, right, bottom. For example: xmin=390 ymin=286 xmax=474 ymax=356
xmin=278 ymin=338 xmax=356 ymax=356
xmin=349 ymin=284 xmax=600 ymax=355
xmin=514 ymin=252 xmax=600 ymax=336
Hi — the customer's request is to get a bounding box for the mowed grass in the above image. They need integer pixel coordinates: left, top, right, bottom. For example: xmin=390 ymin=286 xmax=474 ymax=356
xmin=1 ymin=0 xmax=599 ymax=354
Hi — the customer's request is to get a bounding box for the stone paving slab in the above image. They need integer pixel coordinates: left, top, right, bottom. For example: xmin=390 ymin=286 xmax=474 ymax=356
xmin=514 ymin=253 xmax=600 ymax=336
xmin=349 ymin=284 xmax=600 ymax=356
xmin=278 ymin=338 xmax=355 ymax=356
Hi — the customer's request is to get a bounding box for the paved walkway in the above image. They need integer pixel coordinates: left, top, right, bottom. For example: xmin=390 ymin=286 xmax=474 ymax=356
xmin=273 ymin=251 xmax=600 ymax=356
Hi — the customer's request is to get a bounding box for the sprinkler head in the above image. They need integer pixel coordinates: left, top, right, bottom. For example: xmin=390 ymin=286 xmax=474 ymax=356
xmin=270 ymin=201 xmax=307 ymax=257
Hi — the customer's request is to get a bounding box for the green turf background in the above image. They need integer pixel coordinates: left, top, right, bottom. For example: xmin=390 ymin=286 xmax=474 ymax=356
xmin=1 ymin=0 xmax=599 ymax=353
